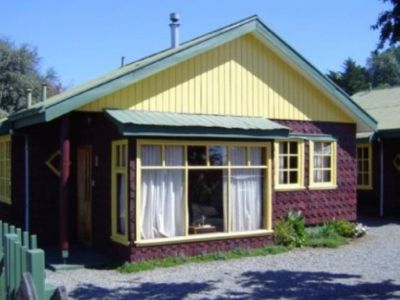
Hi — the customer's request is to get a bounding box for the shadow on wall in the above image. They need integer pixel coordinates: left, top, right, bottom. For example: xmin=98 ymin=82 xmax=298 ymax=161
xmin=68 ymin=270 xmax=400 ymax=299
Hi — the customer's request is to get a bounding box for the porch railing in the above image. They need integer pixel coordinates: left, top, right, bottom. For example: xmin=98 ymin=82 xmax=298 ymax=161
xmin=0 ymin=220 xmax=59 ymax=300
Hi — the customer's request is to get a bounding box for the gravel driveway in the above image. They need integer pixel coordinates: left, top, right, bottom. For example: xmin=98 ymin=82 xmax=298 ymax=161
xmin=46 ymin=218 xmax=400 ymax=299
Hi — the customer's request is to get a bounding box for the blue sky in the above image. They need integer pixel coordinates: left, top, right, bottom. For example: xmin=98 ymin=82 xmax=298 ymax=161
xmin=0 ymin=1 xmax=390 ymax=87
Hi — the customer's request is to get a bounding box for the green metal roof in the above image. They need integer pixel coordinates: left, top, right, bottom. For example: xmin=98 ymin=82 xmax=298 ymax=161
xmin=105 ymin=110 xmax=289 ymax=139
xmin=8 ymin=15 xmax=376 ymax=133
xmin=353 ymin=87 xmax=400 ymax=134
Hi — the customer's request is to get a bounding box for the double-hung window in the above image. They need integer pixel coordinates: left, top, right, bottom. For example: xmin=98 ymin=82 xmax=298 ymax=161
xmin=0 ymin=135 xmax=11 ymax=205
xmin=356 ymin=144 xmax=372 ymax=189
xmin=137 ymin=141 xmax=271 ymax=243
xmin=309 ymin=141 xmax=337 ymax=189
xmin=274 ymin=141 xmax=304 ymax=190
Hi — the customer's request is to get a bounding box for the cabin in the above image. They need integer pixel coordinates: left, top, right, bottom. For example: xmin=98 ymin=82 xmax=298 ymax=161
xmin=0 ymin=15 xmax=376 ymax=262
xmin=353 ymin=87 xmax=400 ymax=217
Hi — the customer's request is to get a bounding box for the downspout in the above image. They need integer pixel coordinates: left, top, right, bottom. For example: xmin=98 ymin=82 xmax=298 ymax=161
xmin=379 ymin=138 xmax=384 ymax=217
xmin=24 ymin=134 xmax=29 ymax=231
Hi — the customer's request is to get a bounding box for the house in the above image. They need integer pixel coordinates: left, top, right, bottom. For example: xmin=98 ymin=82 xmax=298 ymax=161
xmin=353 ymin=86 xmax=400 ymax=217
xmin=0 ymin=15 xmax=376 ymax=262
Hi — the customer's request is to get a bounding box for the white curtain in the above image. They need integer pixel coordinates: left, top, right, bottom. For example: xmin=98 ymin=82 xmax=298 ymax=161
xmin=231 ymin=169 xmax=263 ymax=231
xmin=141 ymin=169 xmax=184 ymax=239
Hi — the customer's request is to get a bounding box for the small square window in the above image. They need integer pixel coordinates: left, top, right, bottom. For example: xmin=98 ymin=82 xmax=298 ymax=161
xmin=142 ymin=145 xmax=161 ymax=166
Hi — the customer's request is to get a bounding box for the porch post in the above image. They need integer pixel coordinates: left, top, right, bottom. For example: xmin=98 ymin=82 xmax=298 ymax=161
xmin=59 ymin=116 xmax=70 ymax=262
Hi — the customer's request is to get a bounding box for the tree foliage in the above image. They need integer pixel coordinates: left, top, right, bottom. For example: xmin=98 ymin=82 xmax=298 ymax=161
xmin=327 ymin=58 xmax=369 ymax=95
xmin=0 ymin=38 xmax=63 ymax=114
xmin=372 ymin=0 xmax=400 ymax=49
xmin=328 ymin=46 xmax=400 ymax=95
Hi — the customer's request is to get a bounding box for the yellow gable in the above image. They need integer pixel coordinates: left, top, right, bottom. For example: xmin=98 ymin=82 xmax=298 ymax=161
xmin=79 ymin=34 xmax=352 ymax=123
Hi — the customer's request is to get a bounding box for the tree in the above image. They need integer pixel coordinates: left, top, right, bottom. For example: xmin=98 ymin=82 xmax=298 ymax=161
xmin=367 ymin=47 xmax=400 ymax=87
xmin=0 ymin=38 xmax=63 ymax=114
xmin=327 ymin=58 xmax=369 ymax=95
xmin=372 ymin=0 xmax=400 ymax=49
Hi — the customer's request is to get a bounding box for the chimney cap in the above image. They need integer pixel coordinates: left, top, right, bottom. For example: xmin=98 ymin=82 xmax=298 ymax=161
xmin=170 ymin=12 xmax=180 ymax=23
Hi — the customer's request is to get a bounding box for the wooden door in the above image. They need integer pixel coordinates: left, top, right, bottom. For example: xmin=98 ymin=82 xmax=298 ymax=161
xmin=77 ymin=145 xmax=93 ymax=245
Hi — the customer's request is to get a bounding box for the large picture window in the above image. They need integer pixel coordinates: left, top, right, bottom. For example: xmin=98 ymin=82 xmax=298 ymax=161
xmin=274 ymin=141 xmax=304 ymax=190
xmin=137 ymin=141 xmax=271 ymax=243
xmin=356 ymin=144 xmax=372 ymax=189
xmin=0 ymin=135 xmax=11 ymax=205
xmin=111 ymin=140 xmax=129 ymax=244
xmin=309 ymin=140 xmax=337 ymax=189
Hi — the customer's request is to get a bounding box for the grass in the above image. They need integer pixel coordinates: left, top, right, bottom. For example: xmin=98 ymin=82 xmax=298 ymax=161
xmin=118 ymin=245 xmax=288 ymax=273
xmin=303 ymin=225 xmax=349 ymax=248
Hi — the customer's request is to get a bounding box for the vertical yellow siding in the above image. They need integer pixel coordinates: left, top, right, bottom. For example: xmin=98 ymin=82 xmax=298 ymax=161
xmin=79 ymin=34 xmax=353 ymax=123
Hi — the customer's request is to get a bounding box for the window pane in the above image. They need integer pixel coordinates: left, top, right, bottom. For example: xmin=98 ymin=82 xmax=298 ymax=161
xmin=230 ymin=147 xmax=246 ymax=166
xmin=289 ymin=171 xmax=297 ymax=183
xmin=363 ymin=160 xmax=368 ymax=172
xmin=188 ymin=146 xmax=207 ymax=165
xmin=165 ymin=146 xmax=184 ymax=166
xmin=279 ymin=171 xmax=287 ymax=184
xmin=116 ymin=173 xmax=126 ymax=235
xmin=323 ymin=156 xmax=331 ymax=168
xmin=141 ymin=170 xmax=184 ymax=239
xmin=116 ymin=145 xmax=121 ymax=167
xmin=289 ymin=157 xmax=298 ymax=169
xmin=357 ymin=160 xmax=362 ymax=172
xmin=121 ymin=144 xmax=127 ymax=167
xmin=142 ymin=145 xmax=161 ymax=166
xmin=231 ymin=169 xmax=263 ymax=231
xmin=189 ymin=170 xmax=226 ymax=233
xmin=363 ymin=173 xmax=369 ymax=185
xmin=314 ymin=142 xmax=322 ymax=154
xmin=314 ymin=170 xmax=323 ymax=182
xmin=209 ymin=146 xmax=227 ymax=166
xmin=323 ymin=170 xmax=331 ymax=182
xmin=357 ymin=173 xmax=363 ymax=185
xmin=250 ymin=147 xmax=264 ymax=165
xmin=281 ymin=156 xmax=288 ymax=169
xmin=323 ymin=143 xmax=331 ymax=155
xmin=357 ymin=147 xmax=362 ymax=158
xmin=363 ymin=147 xmax=368 ymax=158
xmin=314 ymin=156 xmax=323 ymax=168
xmin=279 ymin=142 xmax=287 ymax=154
xmin=289 ymin=142 xmax=298 ymax=154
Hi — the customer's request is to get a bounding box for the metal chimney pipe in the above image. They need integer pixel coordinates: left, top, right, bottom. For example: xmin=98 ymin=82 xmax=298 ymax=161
xmin=169 ymin=12 xmax=180 ymax=48
xmin=26 ymin=88 xmax=32 ymax=108
xmin=41 ymin=83 xmax=47 ymax=102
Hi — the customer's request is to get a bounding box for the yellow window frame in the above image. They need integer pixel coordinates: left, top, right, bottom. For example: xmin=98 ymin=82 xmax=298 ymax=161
xmin=111 ymin=139 xmax=129 ymax=245
xmin=356 ymin=143 xmax=372 ymax=190
xmin=309 ymin=140 xmax=337 ymax=190
xmin=0 ymin=135 xmax=11 ymax=205
xmin=135 ymin=139 xmax=273 ymax=246
xmin=274 ymin=140 xmax=305 ymax=191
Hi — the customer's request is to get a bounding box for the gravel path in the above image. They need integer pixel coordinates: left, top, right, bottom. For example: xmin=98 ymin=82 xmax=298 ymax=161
xmin=46 ymin=218 xmax=400 ymax=299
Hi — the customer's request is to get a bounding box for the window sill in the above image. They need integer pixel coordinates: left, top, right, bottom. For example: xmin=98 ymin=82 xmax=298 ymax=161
xmin=274 ymin=185 xmax=306 ymax=192
xmin=135 ymin=229 xmax=273 ymax=247
xmin=308 ymin=184 xmax=337 ymax=190
xmin=110 ymin=235 xmax=130 ymax=246
xmin=0 ymin=200 xmax=11 ymax=205
xmin=357 ymin=186 xmax=373 ymax=191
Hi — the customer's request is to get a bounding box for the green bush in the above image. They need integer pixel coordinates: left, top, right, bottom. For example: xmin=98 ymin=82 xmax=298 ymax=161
xmin=274 ymin=211 xmax=306 ymax=247
xmin=332 ymin=220 xmax=356 ymax=238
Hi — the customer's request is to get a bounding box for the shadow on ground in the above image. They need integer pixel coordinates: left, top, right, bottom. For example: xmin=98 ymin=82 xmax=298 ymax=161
xmin=68 ymin=270 xmax=400 ymax=300
xmin=358 ymin=216 xmax=400 ymax=228
xmin=69 ymin=281 xmax=217 ymax=300
xmin=220 ymin=270 xmax=400 ymax=300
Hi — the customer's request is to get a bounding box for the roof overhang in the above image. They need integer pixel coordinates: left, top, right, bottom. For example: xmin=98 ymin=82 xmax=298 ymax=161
xmin=105 ymin=110 xmax=290 ymax=139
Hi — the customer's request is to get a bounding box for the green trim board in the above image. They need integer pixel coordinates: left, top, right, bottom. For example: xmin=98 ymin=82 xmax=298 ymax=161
xmin=105 ymin=109 xmax=290 ymax=139
xmin=7 ymin=15 xmax=376 ymax=132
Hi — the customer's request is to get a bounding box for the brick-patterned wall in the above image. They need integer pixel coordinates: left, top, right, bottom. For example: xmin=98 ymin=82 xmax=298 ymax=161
xmin=128 ymin=120 xmax=357 ymax=261
xmin=273 ymin=120 xmax=357 ymax=224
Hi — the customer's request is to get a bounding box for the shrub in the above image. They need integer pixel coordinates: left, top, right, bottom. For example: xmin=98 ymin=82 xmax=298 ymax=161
xmin=274 ymin=211 xmax=306 ymax=247
xmin=332 ymin=220 xmax=356 ymax=238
